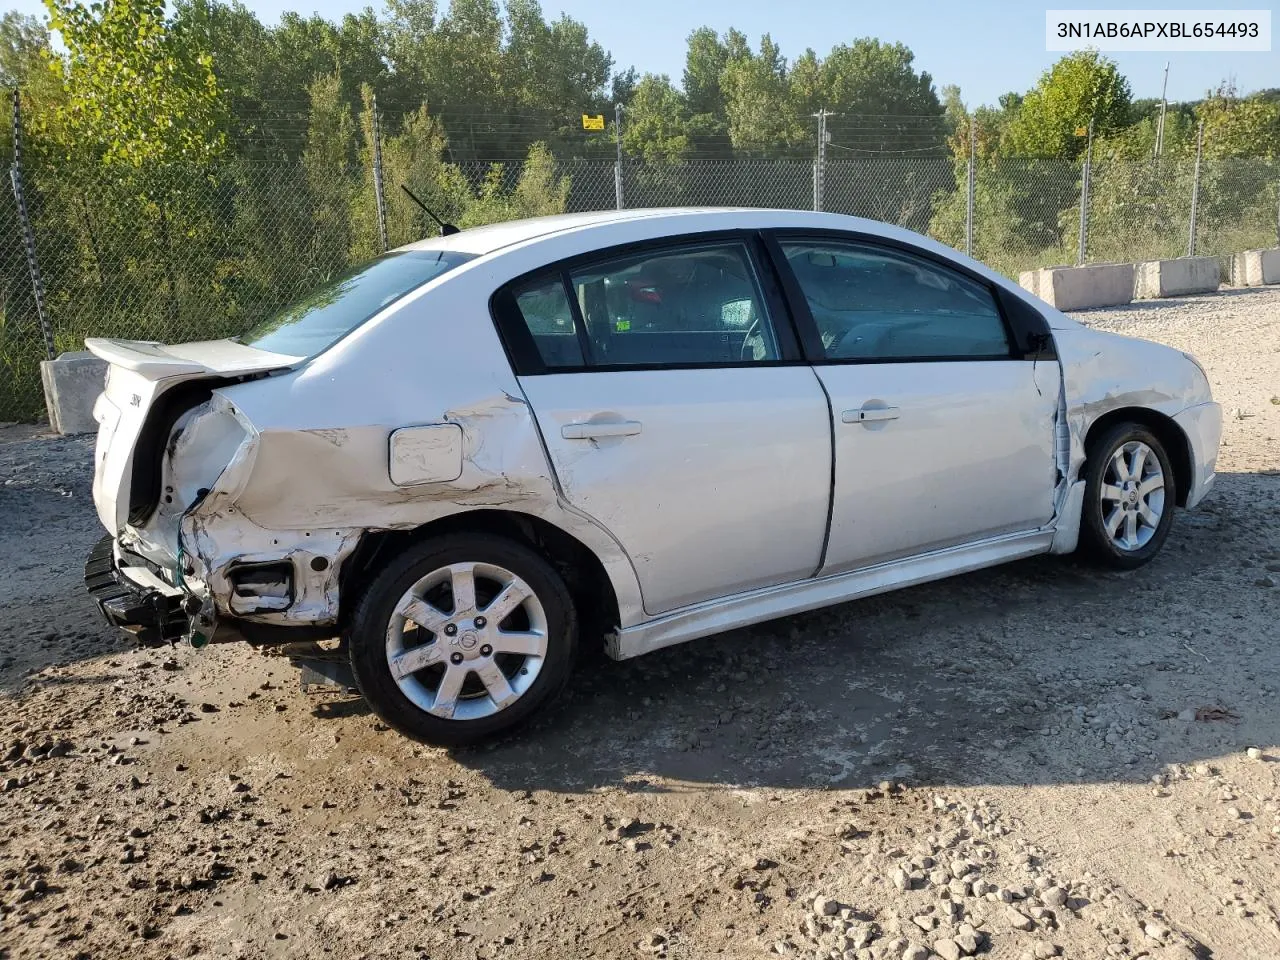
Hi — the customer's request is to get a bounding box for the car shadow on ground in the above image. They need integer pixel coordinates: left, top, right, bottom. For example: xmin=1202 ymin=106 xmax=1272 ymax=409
xmin=3 ymin=460 xmax=1276 ymax=798
xmin=446 ymin=469 xmax=1279 ymax=794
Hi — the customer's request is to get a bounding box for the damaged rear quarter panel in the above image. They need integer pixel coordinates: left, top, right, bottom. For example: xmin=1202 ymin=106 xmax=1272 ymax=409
xmin=194 ymin=262 xmax=645 ymax=627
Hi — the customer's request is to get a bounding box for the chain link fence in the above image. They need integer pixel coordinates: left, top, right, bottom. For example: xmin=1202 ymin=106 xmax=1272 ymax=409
xmin=1 ymin=175 xmax=46 ymax=421
xmin=4 ymin=114 xmax=1280 ymax=421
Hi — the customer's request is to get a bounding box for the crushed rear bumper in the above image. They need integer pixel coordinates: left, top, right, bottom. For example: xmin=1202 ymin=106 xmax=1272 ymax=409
xmin=84 ymin=535 xmax=195 ymax=646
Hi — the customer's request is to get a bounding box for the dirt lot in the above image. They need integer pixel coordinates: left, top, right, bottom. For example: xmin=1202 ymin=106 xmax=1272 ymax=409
xmin=2 ymin=287 xmax=1279 ymax=960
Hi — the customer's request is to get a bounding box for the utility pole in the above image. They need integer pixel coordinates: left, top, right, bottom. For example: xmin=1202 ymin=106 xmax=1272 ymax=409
xmin=1155 ymin=61 xmax=1170 ymax=160
xmin=812 ymin=108 xmax=830 ymax=212
xmin=1188 ymin=119 xmax=1204 ymax=256
xmin=614 ymin=102 xmax=624 ymax=210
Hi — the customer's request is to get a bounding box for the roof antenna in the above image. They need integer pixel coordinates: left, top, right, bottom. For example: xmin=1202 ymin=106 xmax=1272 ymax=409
xmin=400 ymin=184 xmax=460 ymax=236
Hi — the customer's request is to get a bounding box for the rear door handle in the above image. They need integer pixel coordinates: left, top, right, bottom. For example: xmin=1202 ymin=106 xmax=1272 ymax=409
xmin=561 ymin=420 xmax=643 ymax=440
xmin=841 ymin=406 xmax=901 ymax=424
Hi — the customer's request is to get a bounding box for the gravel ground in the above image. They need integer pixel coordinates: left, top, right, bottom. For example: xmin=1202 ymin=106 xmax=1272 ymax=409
xmin=1 ymin=287 xmax=1278 ymax=960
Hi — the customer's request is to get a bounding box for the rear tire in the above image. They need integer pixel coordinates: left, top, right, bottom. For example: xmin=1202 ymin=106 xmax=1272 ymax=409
xmin=1079 ymin=422 xmax=1176 ymax=570
xmin=348 ymin=533 xmax=577 ymax=746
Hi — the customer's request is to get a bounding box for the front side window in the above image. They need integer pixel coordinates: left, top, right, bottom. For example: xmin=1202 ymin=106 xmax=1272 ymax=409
xmin=780 ymin=241 xmax=1010 ymax=361
xmin=239 ymin=249 xmax=475 ymax=357
xmin=567 ymin=243 xmax=781 ymax=366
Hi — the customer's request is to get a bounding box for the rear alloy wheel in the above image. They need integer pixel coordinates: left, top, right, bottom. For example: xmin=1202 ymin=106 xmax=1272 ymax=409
xmin=349 ymin=534 xmax=577 ymax=746
xmin=1080 ymin=422 xmax=1177 ymax=569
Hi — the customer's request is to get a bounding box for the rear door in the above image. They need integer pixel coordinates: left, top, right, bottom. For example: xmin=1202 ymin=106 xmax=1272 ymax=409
xmin=768 ymin=235 xmax=1060 ymax=575
xmin=496 ymin=236 xmax=833 ymax=616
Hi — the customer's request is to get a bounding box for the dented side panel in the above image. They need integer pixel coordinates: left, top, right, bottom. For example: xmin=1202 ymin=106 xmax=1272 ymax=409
xmin=389 ymin=424 xmax=464 ymax=486
xmin=96 ymin=210 xmax=1221 ymax=649
xmin=177 ymin=271 xmax=649 ymax=628
xmin=1053 ymin=324 xmax=1214 ymax=491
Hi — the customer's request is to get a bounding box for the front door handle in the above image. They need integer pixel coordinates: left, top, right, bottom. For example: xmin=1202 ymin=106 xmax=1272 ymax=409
xmin=841 ymin=406 xmax=901 ymax=424
xmin=561 ymin=420 xmax=643 ymax=440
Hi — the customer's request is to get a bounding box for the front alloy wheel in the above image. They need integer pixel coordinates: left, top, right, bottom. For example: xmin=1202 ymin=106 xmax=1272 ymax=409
xmin=1081 ymin=422 xmax=1177 ymax=569
xmin=1099 ymin=440 xmax=1166 ymax=553
xmin=349 ymin=534 xmax=577 ymax=746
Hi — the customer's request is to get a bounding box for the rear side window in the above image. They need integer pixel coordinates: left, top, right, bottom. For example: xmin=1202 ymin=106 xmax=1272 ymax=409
xmin=569 ymin=243 xmax=780 ymax=366
xmin=780 ymin=241 xmax=1010 ymax=361
xmin=239 ymin=249 xmax=474 ymax=357
xmin=511 ymin=275 xmax=586 ymax=368
xmin=501 ymin=242 xmax=784 ymax=370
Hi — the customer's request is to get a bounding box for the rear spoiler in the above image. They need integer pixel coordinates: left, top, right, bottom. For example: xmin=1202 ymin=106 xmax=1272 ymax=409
xmin=85 ymin=337 xmax=299 ymax=382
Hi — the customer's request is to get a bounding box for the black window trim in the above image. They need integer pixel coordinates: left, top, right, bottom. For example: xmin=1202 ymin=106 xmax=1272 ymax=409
xmin=489 ymin=229 xmax=810 ymax=375
xmin=761 ymin=228 xmax=1057 ymax=365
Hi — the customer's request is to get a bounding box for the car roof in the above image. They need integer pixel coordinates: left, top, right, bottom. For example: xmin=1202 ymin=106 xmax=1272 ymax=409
xmin=397 ymin=207 xmax=905 ymax=258
xmin=389 ymin=206 xmax=1065 ymax=327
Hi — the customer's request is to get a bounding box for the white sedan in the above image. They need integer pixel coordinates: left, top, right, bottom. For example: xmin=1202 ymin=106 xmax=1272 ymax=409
xmin=83 ymin=208 xmax=1221 ymax=745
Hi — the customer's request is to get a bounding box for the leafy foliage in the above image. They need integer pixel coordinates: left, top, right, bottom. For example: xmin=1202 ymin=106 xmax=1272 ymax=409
xmin=41 ymin=0 xmax=226 ymax=171
xmin=3 ymin=4 xmax=1280 ymax=421
xmin=1004 ymin=51 xmax=1131 ymax=159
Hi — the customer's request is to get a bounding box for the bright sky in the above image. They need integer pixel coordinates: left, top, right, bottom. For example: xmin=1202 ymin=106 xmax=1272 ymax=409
xmin=8 ymin=0 xmax=1279 ymax=107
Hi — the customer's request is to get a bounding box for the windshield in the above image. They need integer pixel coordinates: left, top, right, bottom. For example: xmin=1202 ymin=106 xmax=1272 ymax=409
xmin=238 ymin=249 xmax=474 ymax=357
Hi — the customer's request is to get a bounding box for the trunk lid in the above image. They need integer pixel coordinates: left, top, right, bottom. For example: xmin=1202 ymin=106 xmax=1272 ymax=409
xmin=87 ymin=338 xmax=299 ymax=534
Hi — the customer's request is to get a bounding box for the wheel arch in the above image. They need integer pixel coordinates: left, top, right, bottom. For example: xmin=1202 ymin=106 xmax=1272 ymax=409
xmin=1083 ymin=407 xmax=1193 ymax=507
xmin=339 ymin=509 xmax=621 ymax=650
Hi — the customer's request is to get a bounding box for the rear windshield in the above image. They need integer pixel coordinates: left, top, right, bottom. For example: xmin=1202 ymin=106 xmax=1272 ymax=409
xmin=238 ymin=249 xmax=474 ymax=357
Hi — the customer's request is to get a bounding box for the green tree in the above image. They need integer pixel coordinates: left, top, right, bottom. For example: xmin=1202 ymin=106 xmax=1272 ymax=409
xmin=499 ymin=0 xmax=611 ymax=155
xmin=1 ymin=11 xmax=48 ymax=86
xmin=610 ymin=66 xmax=638 ymax=107
xmin=42 ymin=0 xmax=227 ymax=171
xmin=622 ymin=74 xmax=691 ymax=162
xmin=788 ymin=48 xmax=822 ymax=120
xmin=683 ymin=27 xmax=726 ymax=117
xmin=678 ymin=27 xmax=731 ymax=156
xmin=459 ymin=141 xmax=569 ymax=227
xmin=353 ymin=85 xmax=469 ymax=254
xmin=1004 ymin=51 xmax=1131 ymax=159
xmin=1198 ymin=84 xmax=1280 ymax=159
xmin=820 ymin=40 xmax=942 ymax=117
xmin=303 ymin=73 xmax=356 ymax=278
xmin=813 ymin=39 xmax=946 ymax=156
xmin=720 ymin=33 xmax=802 ymax=156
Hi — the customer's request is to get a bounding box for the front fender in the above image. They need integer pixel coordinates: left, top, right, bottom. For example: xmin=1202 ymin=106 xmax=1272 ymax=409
xmin=1055 ymin=325 xmax=1213 ymax=486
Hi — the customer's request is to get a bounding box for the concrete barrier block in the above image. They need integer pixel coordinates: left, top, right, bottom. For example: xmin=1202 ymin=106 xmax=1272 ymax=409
xmin=40 ymin=350 xmax=107 ymax=436
xmin=1232 ymin=248 xmax=1280 ymax=286
xmin=1134 ymin=256 xmax=1221 ymax=299
xmin=1019 ymin=262 xmax=1135 ymax=310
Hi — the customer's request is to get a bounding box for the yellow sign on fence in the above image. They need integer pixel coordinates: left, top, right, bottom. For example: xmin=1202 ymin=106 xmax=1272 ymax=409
xmin=582 ymin=114 xmax=605 ymax=131
xmin=1074 ymin=126 xmax=1088 ymax=137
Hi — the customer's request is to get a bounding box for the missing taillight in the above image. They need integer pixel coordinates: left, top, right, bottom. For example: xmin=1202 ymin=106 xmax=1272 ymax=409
xmin=227 ymin=561 xmax=294 ymax=614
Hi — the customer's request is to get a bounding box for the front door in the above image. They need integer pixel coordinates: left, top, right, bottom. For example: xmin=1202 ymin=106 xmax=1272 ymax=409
xmin=501 ymin=238 xmax=833 ymax=615
xmin=773 ymin=237 xmax=1060 ymax=575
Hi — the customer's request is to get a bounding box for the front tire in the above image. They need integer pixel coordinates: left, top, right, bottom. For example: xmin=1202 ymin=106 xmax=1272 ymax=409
xmin=1080 ymin=422 xmax=1177 ymax=570
xmin=348 ymin=533 xmax=578 ymax=746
